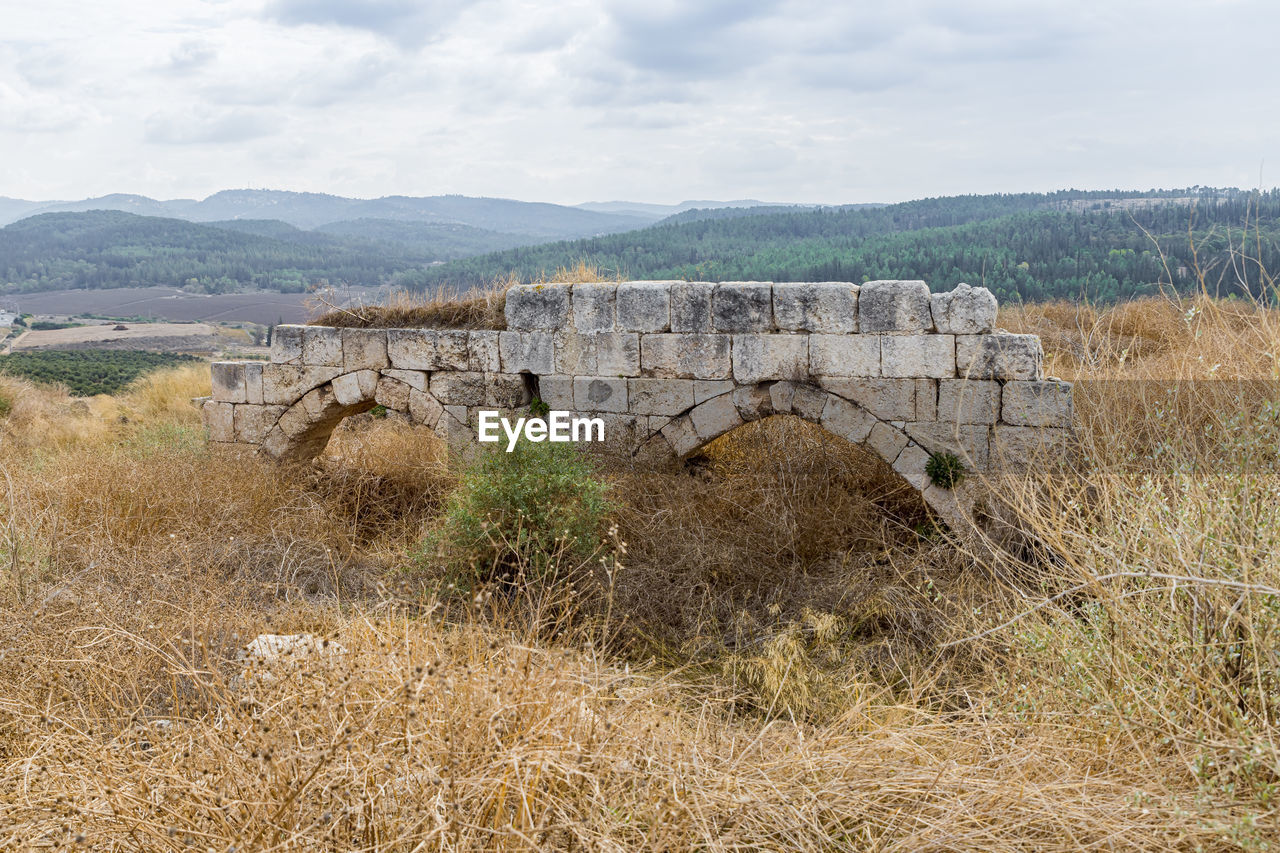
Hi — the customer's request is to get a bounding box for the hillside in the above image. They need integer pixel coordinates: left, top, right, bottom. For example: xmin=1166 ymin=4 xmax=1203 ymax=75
xmin=416 ymin=188 xmax=1280 ymax=303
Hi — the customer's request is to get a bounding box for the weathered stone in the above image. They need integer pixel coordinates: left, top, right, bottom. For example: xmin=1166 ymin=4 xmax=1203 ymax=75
xmin=956 ymin=334 xmax=1043 ymax=380
xmin=435 ymin=405 xmax=473 ymax=446
xmin=773 ymin=282 xmax=858 ymax=333
xmin=505 ymin=284 xmax=571 ymax=330
xmin=915 ymin=378 xmax=938 ymax=421
xmin=670 ymin=282 xmax=714 ymax=333
xmin=261 ymin=365 xmax=344 ymax=405
xmin=270 ymin=325 xmax=304 ymax=364
xmin=468 ymin=331 xmax=501 ymax=372
xmin=381 ymin=369 xmax=428 ymax=391
xmin=375 ymin=376 xmax=412 ymax=411
xmin=689 ymin=394 xmax=743 ymax=441
xmin=204 ymin=400 xmax=234 ymax=441
xmin=821 ymin=378 xmax=921 ymax=421
xmin=937 ymin=378 xmax=1001 ymax=424
xmin=791 ymin=383 xmax=827 ymax=420
xmin=992 ymin=425 xmax=1072 ymax=466
xmin=498 ymin=331 xmax=554 ymax=374
xmin=408 ymin=388 xmax=443 ymax=427
xmin=302 ymin=326 xmax=343 ymax=366
xmin=244 ymin=362 xmax=264 ymax=405
xmin=616 ymin=281 xmax=671 ymax=332
xmin=867 ymin=421 xmax=909 ymax=464
xmin=628 ymin=378 xmax=695 ymax=415
xmin=483 ymin=373 xmax=531 ymax=408
xmin=892 ymin=442 xmax=932 ymax=490
xmin=881 ymin=335 xmax=955 ymax=378
xmin=341 ymin=328 xmax=389 ymax=369
xmin=769 ymin=380 xmax=797 ymax=414
xmin=733 ymin=384 xmax=772 ymax=421
xmin=574 ymin=377 xmax=628 ymax=412
xmin=809 ymin=334 xmax=880 ymax=377
xmin=553 ymin=331 xmax=597 ymax=374
xmin=640 ymin=334 xmax=731 ymax=379
xmin=212 ymin=362 xmax=246 ymax=403
xmin=595 ymin=413 xmax=644 ymax=451
xmin=695 ymin=379 xmax=734 ymax=404
xmin=234 ymin=404 xmax=286 ymax=443
xmin=858 ymin=280 xmax=933 ymax=333
xmin=536 ymin=375 xmax=574 ymax=410
xmin=331 ymin=371 xmax=370 ymax=406
xmin=435 ymin=331 xmax=470 ymax=370
xmin=301 ymin=384 xmax=336 ymax=420
xmin=1002 ymin=380 xmax=1073 ymax=427
xmin=636 ymin=432 xmax=678 ymax=466
xmin=429 ymin=371 xmax=486 ymax=406
xmin=905 ymin=422 xmax=991 ymax=470
xmin=275 ymin=403 xmax=312 ymax=438
xmin=661 ymin=414 xmax=701 ymax=456
xmin=387 ymin=329 xmax=436 ymax=370
xmin=930 ymin=283 xmax=996 ymax=334
xmin=712 ymin=282 xmax=773 ymax=332
xmin=572 ymin=283 xmax=616 ymax=331
xmin=821 ymin=394 xmax=876 ymax=443
xmin=732 ymin=334 xmax=808 ymax=384
xmin=595 ymin=332 xmax=640 ymax=376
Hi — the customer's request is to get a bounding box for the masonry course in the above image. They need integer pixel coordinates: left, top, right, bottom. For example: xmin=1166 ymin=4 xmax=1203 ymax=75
xmin=206 ymin=280 xmax=1071 ymax=532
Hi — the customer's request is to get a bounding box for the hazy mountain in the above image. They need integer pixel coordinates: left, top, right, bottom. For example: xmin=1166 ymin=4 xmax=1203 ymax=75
xmin=0 ymin=190 xmax=652 ymax=239
xmin=575 ymin=199 xmax=806 ymax=219
xmin=315 ymin=218 xmax=533 ymax=255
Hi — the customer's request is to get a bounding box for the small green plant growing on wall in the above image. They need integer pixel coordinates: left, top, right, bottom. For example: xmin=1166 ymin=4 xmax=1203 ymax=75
xmin=925 ymin=451 xmax=966 ymax=489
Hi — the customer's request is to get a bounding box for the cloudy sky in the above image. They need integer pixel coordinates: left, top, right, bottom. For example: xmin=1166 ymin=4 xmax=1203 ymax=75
xmin=1 ymin=0 xmax=1276 ymax=205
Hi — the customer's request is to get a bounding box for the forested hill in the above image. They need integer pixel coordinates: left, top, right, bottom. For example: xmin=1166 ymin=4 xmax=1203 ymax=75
xmin=415 ymin=189 xmax=1280 ymax=303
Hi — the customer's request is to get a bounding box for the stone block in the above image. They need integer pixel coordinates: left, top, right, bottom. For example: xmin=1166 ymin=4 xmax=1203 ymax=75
xmin=821 ymin=377 xmax=920 ymax=421
xmin=574 ymin=377 xmax=628 ymax=412
xmin=769 ymin=380 xmax=797 ymax=413
xmin=733 ymin=384 xmax=772 ymax=421
xmin=689 ymin=394 xmax=743 ymax=441
xmin=1002 ymin=380 xmax=1073 ymax=427
xmin=791 ymin=383 xmax=827 ymax=420
xmin=628 ymin=378 xmax=696 ymax=415
xmin=435 ymin=331 xmax=471 ymax=370
xmin=670 ymin=282 xmax=714 ymax=333
xmin=435 ymin=405 xmax=473 ymax=446
xmin=275 ymin=403 xmax=312 ymax=438
xmin=661 ymin=414 xmax=701 ymax=456
xmin=572 ymin=283 xmax=616 ymax=331
xmin=809 ymin=334 xmax=880 ymax=377
xmin=640 ymin=334 xmax=731 ymax=379
xmin=301 ymin=385 xmax=337 ymax=419
xmin=505 ymin=284 xmax=571 ymax=330
xmin=695 ymin=379 xmax=734 ymax=404
xmin=992 ymin=425 xmax=1072 ymax=467
xmin=595 ymin=332 xmax=641 ymax=376
xmin=731 ymin=334 xmax=808 ymax=384
xmin=956 ymin=334 xmax=1044 ymax=380
xmin=773 ymin=282 xmax=858 ymax=333
xmin=331 ymin=371 xmax=366 ymax=406
xmin=270 ymin=325 xmax=304 ymax=364
xmin=858 ymin=280 xmax=933 ymax=333
xmin=375 ymin=376 xmax=412 ymax=411
xmin=821 ymin=394 xmax=876 ymax=443
xmin=408 ymin=388 xmax=443 ymax=427
xmin=211 ymin=362 xmax=246 ymax=403
xmin=892 ymin=442 xmax=932 ymax=490
xmin=468 ymin=331 xmax=501 ymax=372
xmin=234 ymin=404 xmax=286 ymax=443
xmin=244 ymin=362 xmax=264 ymax=405
xmin=905 ymin=422 xmax=991 ymax=470
xmin=930 ymin=283 xmax=996 ymax=334
xmin=867 ymin=421 xmax=909 ymax=464
xmin=915 ymin=378 xmax=938 ymax=421
xmin=616 ymin=281 xmax=671 ymax=332
xmin=204 ymin=400 xmax=234 ymax=442
xmin=261 ymin=365 xmax=344 ymax=405
xmin=595 ymin=413 xmax=644 ymax=451
xmin=937 ymin=378 xmax=1001 ymax=424
xmin=881 ymin=335 xmax=955 ymax=378
xmin=554 ymin=331 xmax=597 ymax=374
xmin=302 ymin=326 xmax=343 ymax=366
xmin=381 ymin=368 xmax=428 ymax=391
xmin=484 ymin=373 xmax=531 ymax=408
xmin=536 ymin=375 xmax=575 ymax=410
xmin=387 ymin=329 xmax=436 ymax=370
xmin=498 ymin=331 xmax=554 ymax=374
xmin=341 ymin=328 xmax=389 ymax=369
xmin=712 ymin=282 xmax=773 ymax=332
xmin=429 ymin=371 xmax=486 ymax=406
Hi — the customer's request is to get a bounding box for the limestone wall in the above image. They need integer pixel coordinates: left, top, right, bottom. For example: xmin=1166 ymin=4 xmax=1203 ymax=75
xmin=203 ymin=280 xmax=1073 ymax=529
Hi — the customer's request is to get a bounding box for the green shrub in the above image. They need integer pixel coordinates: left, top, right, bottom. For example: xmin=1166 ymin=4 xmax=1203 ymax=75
xmin=0 ymin=390 xmax=11 ymax=419
xmin=925 ymin=451 xmax=966 ymax=488
xmin=421 ymin=440 xmax=610 ymax=585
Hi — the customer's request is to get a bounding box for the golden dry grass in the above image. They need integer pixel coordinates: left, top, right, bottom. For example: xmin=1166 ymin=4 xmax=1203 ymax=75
xmin=0 ymin=294 xmax=1277 ymax=849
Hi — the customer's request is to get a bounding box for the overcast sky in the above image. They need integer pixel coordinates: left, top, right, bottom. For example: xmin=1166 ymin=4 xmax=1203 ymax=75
xmin=1 ymin=0 xmax=1276 ymax=205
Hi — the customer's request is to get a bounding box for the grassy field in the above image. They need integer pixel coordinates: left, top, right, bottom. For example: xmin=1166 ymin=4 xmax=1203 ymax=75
xmin=0 ymin=290 xmax=1276 ymax=849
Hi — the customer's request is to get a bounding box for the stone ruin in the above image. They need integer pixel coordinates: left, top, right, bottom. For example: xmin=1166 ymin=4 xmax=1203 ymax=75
xmin=203 ymin=280 xmax=1073 ymax=533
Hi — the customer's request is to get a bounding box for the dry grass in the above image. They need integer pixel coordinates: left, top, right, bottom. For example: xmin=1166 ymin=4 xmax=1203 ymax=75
xmin=0 ymin=292 xmax=1277 ymax=849
xmin=311 ymin=261 xmax=618 ymax=329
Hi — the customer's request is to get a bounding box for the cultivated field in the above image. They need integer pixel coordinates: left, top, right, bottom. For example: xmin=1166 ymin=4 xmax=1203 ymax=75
xmin=0 ymin=289 xmax=1276 ymax=849
xmin=10 ymin=322 xmax=218 ymax=353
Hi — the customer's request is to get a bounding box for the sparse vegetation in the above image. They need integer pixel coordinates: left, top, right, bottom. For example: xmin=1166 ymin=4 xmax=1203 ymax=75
xmin=0 ymin=286 xmax=1277 ymax=848
xmin=925 ymin=450 xmax=967 ymax=488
